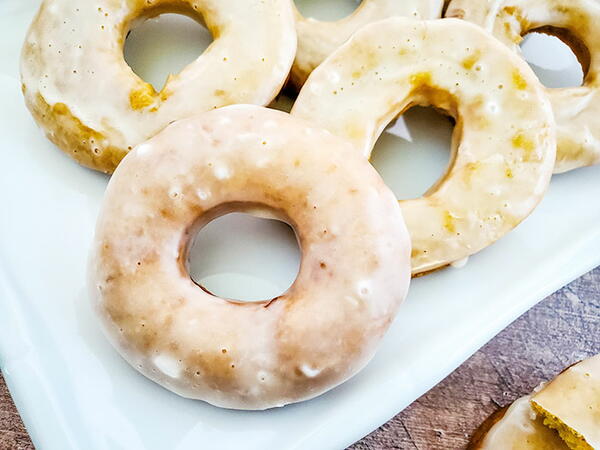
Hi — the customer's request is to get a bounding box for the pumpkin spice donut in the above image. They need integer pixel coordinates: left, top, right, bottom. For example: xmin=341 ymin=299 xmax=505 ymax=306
xmin=468 ymin=395 xmax=569 ymax=449
xmin=531 ymin=354 xmax=600 ymax=449
xmin=290 ymin=0 xmax=444 ymax=89
xmin=89 ymin=105 xmax=412 ymax=410
xmin=292 ymin=18 xmax=556 ymax=275
xmin=446 ymin=0 xmax=600 ymax=173
xmin=470 ymin=354 xmax=600 ymax=449
xmin=20 ymin=0 xmax=296 ymax=173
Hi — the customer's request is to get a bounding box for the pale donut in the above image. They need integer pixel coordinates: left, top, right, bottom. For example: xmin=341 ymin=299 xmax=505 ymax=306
xmin=470 ymin=354 xmax=600 ymax=449
xmin=446 ymin=0 xmax=600 ymax=173
xmin=89 ymin=105 xmax=411 ymax=410
xmin=469 ymin=395 xmax=569 ymax=449
xmin=291 ymin=0 xmax=444 ymax=89
xmin=21 ymin=0 xmax=296 ymax=173
xmin=531 ymin=354 xmax=600 ymax=449
xmin=292 ymin=18 xmax=556 ymax=275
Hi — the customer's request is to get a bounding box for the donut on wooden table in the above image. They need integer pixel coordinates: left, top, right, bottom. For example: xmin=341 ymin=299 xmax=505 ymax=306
xmin=531 ymin=354 xmax=600 ymax=449
xmin=469 ymin=395 xmax=569 ymax=449
xmin=470 ymin=354 xmax=600 ymax=449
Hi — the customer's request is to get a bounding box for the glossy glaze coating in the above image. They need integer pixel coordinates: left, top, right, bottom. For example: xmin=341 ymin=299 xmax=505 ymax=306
xmin=532 ymin=354 xmax=600 ymax=449
xmin=21 ymin=0 xmax=296 ymax=173
xmin=471 ymin=395 xmax=568 ymax=449
xmin=447 ymin=0 xmax=600 ymax=173
xmin=291 ymin=0 xmax=443 ymax=89
xmin=89 ymin=105 xmax=412 ymax=410
xmin=292 ymin=18 xmax=555 ymax=274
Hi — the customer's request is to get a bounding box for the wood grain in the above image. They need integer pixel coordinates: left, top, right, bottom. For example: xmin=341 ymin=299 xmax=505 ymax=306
xmin=352 ymin=267 xmax=600 ymax=449
xmin=1 ymin=267 xmax=599 ymax=450
xmin=0 ymin=375 xmax=32 ymax=450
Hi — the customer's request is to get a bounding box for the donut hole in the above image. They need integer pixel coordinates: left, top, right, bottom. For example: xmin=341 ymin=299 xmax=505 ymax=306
xmin=520 ymin=29 xmax=586 ymax=88
xmin=188 ymin=212 xmax=301 ymax=302
xmin=370 ymin=106 xmax=454 ymax=200
xmin=294 ymin=0 xmax=361 ymax=21
xmin=124 ymin=13 xmax=213 ymax=91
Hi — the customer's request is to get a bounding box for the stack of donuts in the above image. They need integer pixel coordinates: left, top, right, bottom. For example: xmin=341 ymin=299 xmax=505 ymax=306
xmin=20 ymin=0 xmax=599 ymax=431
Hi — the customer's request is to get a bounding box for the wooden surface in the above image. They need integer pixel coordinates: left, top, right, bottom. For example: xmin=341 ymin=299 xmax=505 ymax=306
xmin=1 ymin=267 xmax=599 ymax=450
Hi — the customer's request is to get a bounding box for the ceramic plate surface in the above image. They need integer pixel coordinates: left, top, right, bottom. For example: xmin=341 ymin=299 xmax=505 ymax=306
xmin=1 ymin=2 xmax=599 ymax=449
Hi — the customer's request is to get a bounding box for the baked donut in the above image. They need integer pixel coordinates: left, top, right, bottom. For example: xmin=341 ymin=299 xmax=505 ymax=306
xmin=290 ymin=0 xmax=444 ymax=89
xmin=446 ymin=0 xmax=600 ymax=173
xmin=292 ymin=18 xmax=556 ymax=275
xmin=89 ymin=105 xmax=412 ymax=410
xmin=470 ymin=354 xmax=600 ymax=449
xmin=531 ymin=354 xmax=600 ymax=449
xmin=21 ymin=0 xmax=296 ymax=173
xmin=469 ymin=395 xmax=569 ymax=449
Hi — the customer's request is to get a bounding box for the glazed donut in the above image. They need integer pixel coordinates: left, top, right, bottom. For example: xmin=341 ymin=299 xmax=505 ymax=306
xmin=446 ymin=0 xmax=600 ymax=173
xmin=470 ymin=354 xmax=600 ymax=449
xmin=469 ymin=396 xmax=569 ymax=449
xmin=21 ymin=0 xmax=296 ymax=173
xmin=89 ymin=105 xmax=411 ymax=410
xmin=292 ymin=18 xmax=556 ymax=275
xmin=290 ymin=0 xmax=444 ymax=89
xmin=531 ymin=354 xmax=600 ymax=449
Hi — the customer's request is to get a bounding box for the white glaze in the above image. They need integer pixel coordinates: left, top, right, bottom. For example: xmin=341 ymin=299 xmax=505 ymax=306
xmin=20 ymin=0 xmax=296 ymax=173
xmin=476 ymin=395 xmax=569 ymax=449
xmin=292 ymin=18 xmax=556 ymax=275
xmin=291 ymin=0 xmax=444 ymax=88
xmin=446 ymin=0 xmax=600 ymax=173
xmin=476 ymin=355 xmax=600 ymax=448
xmin=450 ymin=256 xmax=469 ymax=269
xmin=89 ymin=105 xmax=412 ymax=410
xmin=532 ymin=354 xmax=600 ymax=448
xmin=153 ymin=353 xmax=182 ymax=379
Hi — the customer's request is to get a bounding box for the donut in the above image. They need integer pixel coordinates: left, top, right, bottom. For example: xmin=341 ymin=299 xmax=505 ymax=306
xmin=446 ymin=0 xmax=600 ymax=173
xmin=470 ymin=354 xmax=600 ymax=449
xmin=468 ymin=396 xmax=569 ymax=449
xmin=292 ymin=18 xmax=556 ymax=275
xmin=290 ymin=0 xmax=444 ymax=89
xmin=531 ymin=354 xmax=600 ymax=449
xmin=20 ymin=0 xmax=296 ymax=173
xmin=89 ymin=105 xmax=412 ymax=410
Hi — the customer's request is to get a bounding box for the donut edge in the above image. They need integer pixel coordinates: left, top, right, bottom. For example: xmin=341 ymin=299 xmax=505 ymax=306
xmin=22 ymin=85 xmax=127 ymax=174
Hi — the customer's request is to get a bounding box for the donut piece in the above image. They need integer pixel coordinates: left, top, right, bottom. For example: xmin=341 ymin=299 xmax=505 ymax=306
xmin=469 ymin=396 xmax=569 ymax=449
xmin=470 ymin=355 xmax=600 ymax=449
xmin=292 ymin=18 xmax=555 ymax=275
xmin=21 ymin=0 xmax=296 ymax=173
xmin=291 ymin=0 xmax=443 ymax=89
xmin=531 ymin=354 xmax=600 ymax=449
xmin=89 ymin=105 xmax=411 ymax=410
xmin=446 ymin=0 xmax=600 ymax=173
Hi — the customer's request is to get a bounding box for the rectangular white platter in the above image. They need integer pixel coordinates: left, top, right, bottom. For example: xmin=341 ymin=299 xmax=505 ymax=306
xmin=1 ymin=1 xmax=600 ymax=449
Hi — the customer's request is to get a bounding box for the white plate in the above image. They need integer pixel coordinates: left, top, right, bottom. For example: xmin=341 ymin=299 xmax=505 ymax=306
xmin=1 ymin=2 xmax=600 ymax=449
